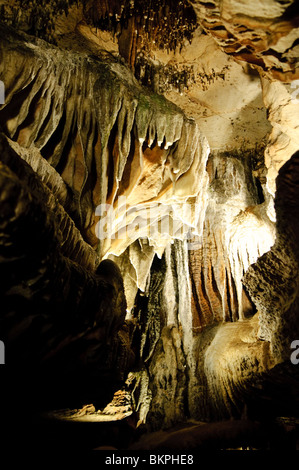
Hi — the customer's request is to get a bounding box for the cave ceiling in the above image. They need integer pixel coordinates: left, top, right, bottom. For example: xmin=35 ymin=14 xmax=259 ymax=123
xmin=0 ymin=0 xmax=299 ymax=452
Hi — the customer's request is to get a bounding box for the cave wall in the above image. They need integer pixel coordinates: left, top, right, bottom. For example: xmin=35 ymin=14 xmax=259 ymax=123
xmin=0 ymin=0 xmax=299 ymax=439
xmin=190 ymin=0 xmax=299 ymax=82
xmin=244 ymin=151 xmax=299 ymax=361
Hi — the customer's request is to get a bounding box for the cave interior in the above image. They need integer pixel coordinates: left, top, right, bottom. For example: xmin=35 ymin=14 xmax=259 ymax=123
xmin=1 ymin=0 xmax=299 ymax=452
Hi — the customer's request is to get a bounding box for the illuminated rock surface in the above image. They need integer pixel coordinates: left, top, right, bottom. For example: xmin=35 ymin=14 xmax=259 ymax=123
xmin=0 ymin=0 xmax=299 ymax=451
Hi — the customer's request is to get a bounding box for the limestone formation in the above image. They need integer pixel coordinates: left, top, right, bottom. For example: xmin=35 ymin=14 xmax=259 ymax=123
xmin=190 ymin=0 xmax=299 ymax=82
xmin=0 ymin=23 xmax=209 ymax=263
xmin=243 ymin=151 xmax=299 ymax=361
xmin=0 ymin=0 xmax=299 ymax=451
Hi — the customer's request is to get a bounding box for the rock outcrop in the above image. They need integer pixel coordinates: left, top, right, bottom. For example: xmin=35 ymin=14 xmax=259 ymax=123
xmin=244 ymin=151 xmax=299 ymax=362
xmin=0 ymin=24 xmax=209 ymax=262
xmin=190 ymin=0 xmax=299 ymax=82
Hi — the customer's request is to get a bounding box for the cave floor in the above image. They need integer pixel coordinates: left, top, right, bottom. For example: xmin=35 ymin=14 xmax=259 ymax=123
xmin=4 ymin=407 xmax=298 ymax=452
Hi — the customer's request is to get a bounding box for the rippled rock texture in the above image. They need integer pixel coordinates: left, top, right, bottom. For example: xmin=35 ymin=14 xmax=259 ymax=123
xmin=0 ymin=23 xmax=208 ymax=419
xmin=0 ymin=24 xmax=209 ymax=259
xmin=0 ymin=0 xmax=299 ymax=449
xmin=190 ymin=0 xmax=299 ymax=81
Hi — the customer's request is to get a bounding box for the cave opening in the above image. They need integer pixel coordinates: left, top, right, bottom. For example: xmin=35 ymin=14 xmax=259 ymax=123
xmin=0 ymin=0 xmax=299 ymax=454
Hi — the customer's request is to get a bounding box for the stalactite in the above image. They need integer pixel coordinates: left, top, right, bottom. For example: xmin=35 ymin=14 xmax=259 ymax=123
xmin=1 ymin=0 xmax=299 ymax=441
xmin=0 ymin=133 xmax=99 ymax=271
xmin=0 ymin=0 xmax=79 ymax=43
xmin=83 ymin=0 xmax=197 ymax=68
xmin=188 ymin=152 xmax=275 ymax=326
xmin=0 ymin=135 xmax=127 ymax=364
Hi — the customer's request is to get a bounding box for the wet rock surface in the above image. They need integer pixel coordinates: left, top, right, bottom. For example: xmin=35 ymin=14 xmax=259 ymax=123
xmin=0 ymin=0 xmax=299 ymax=452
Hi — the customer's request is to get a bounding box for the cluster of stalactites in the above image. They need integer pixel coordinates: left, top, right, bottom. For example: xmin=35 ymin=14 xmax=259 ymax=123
xmin=85 ymin=0 xmax=197 ymax=57
xmin=0 ymin=0 xmax=78 ymax=42
xmin=0 ymin=24 xmax=210 ymax=266
xmin=0 ymin=0 xmax=197 ymax=56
